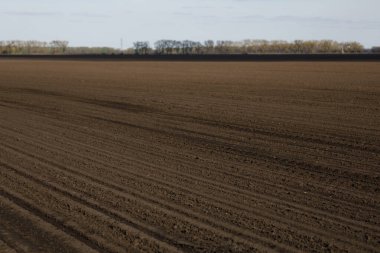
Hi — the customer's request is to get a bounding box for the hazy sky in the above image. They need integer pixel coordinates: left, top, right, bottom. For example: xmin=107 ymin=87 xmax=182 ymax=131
xmin=1 ymin=0 xmax=380 ymax=48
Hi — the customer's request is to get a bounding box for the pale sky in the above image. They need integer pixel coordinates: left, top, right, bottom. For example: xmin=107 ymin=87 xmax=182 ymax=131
xmin=1 ymin=0 xmax=380 ymax=48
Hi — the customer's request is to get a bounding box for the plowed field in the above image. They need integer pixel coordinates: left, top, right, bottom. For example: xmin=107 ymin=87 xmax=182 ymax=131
xmin=0 ymin=60 xmax=379 ymax=253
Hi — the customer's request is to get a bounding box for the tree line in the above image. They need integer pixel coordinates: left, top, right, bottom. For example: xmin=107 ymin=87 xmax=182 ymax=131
xmin=1 ymin=39 xmax=379 ymax=55
xmin=134 ymin=39 xmax=368 ymax=54
xmin=0 ymin=40 xmax=123 ymax=55
xmin=0 ymin=40 xmax=69 ymax=55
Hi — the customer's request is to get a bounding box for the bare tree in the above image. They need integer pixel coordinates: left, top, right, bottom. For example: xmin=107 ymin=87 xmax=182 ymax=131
xmin=50 ymin=40 xmax=69 ymax=54
xmin=133 ymin=41 xmax=150 ymax=55
xmin=204 ymin=40 xmax=214 ymax=54
xmin=371 ymin=47 xmax=380 ymax=53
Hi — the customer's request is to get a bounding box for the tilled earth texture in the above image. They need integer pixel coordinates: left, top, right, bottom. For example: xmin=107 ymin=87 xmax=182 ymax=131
xmin=0 ymin=60 xmax=379 ymax=253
